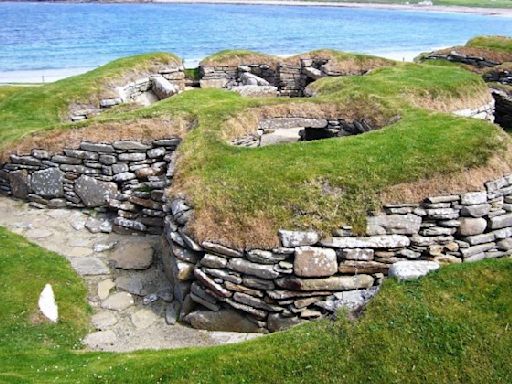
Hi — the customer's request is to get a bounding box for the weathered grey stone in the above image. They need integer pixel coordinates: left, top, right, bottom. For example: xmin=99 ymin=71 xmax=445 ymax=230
xmin=426 ymin=208 xmax=460 ymax=220
xmin=366 ymin=214 xmax=421 ymax=236
xmin=338 ymin=260 xmax=389 ymax=274
xmin=83 ymin=330 xmax=117 ymax=348
xmin=194 ymin=269 xmax=232 ymax=298
xmin=293 ymin=247 xmax=337 ymax=277
xmin=151 ymin=76 xmax=179 ymax=100
xmin=268 ymin=314 xmax=303 ymax=332
xmin=201 ymin=241 xmax=243 ymax=258
xmin=70 ymin=257 xmax=109 ymax=276
xmin=112 ymin=163 xmax=130 ymax=174
xmin=225 ymin=299 xmax=267 ymax=320
xmin=113 ymin=217 xmax=146 ymax=232
xmin=91 ymin=311 xmax=118 ymax=330
xmin=233 ymin=292 xmax=282 ymax=312
xmin=420 ymin=226 xmax=456 ymax=236
xmin=51 ymin=155 xmax=83 ymax=165
xmin=30 ymin=168 xmax=64 ymax=197
xmin=112 ymin=141 xmax=151 ymax=151
xmin=228 ymin=258 xmax=280 ymax=280
xmin=109 ymin=242 xmax=153 ymax=270
xmin=493 ymin=227 xmax=512 ymax=239
xmin=341 ymin=248 xmax=374 ymax=261
xmin=320 ymin=235 xmax=410 ymax=249
xmin=259 ymin=118 xmax=328 ymax=130
xmin=276 ymin=275 xmax=374 ymax=291
xmin=247 ymin=249 xmax=288 ymax=264
xmin=97 ymin=279 xmax=115 ymax=300
xmin=464 ymin=232 xmax=495 ymax=246
xmin=74 ymin=175 xmax=118 ymax=207
xmin=460 ymin=191 xmax=487 ymax=205
xmin=489 ymin=213 xmax=512 ymax=229
xmin=200 ymin=254 xmax=227 ymax=269
xmin=279 ymin=229 xmax=320 ymax=247
xmin=8 ymin=170 xmax=30 ymax=198
xmin=458 ymin=217 xmax=487 ymax=236
xmin=115 ymin=276 xmax=145 ymax=296
xmin=190 ymin=292 xmax=220 ymax=311
xmin=460 ymin=204 xmax=490 ymax=217
xmin=232 ymin=85 xmax=278 ymax=97
xmin=130 ymin=309 xmax=159 ymax=330
xmin=497 ymin=238 xmax=512 ymax=251
xmin=80 ymin=142 xmax=115 ymax=153
xmin=388 ymin=260 xmax=440 ymax=280
xmin=99 ymin=154 xmax=117 ymax=165
xmin=101 ymin=292 xmax=134 ymax=311
xmin=185 ymin=310 xmax=260 ymax=332
xmin=204 ymin=268 xmax=242 ymax=284
xmin=118 ymin=152 xmax=146 ymax=162
xmin=460 ymin=242 xmax=496 ymax=258
xmin=147 ymin=147 xmax=166 ymax=159
xmin=426 ymin=195 xmax=459 ymax=204
xmin=242 ymin=276 xmax=275 ymax=290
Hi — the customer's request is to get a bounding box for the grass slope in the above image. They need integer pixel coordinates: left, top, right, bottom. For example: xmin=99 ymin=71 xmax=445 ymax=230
xmin=0 ymin=53 xmax=179 ymax=151
xmin=0 ymin=227 xmax=511 ymax=383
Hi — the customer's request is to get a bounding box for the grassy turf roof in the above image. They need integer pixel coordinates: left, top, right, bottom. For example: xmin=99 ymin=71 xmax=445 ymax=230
xmin=199 ymin=50 xmax=280 ymax=67
xmin=2 ymin=226 xmax=511 ymax=382
xmin=0 ymin=51 xmax=508 ymax=248
xmin=0 ymin=52 xmax=180 ymax=151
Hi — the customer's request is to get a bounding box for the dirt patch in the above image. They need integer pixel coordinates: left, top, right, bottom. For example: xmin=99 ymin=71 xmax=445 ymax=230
xmin=1 ymin=117 xmax=191 ymax=161
xmin=285 ymin=49 xmax=395 ymax=75
xmin=433 ymin=46 xmax=512 ymax=65
xmin=200 ymin=52 xmax=280 ymax=68
xmin=380 ymin=153 xmax=512 ymax=205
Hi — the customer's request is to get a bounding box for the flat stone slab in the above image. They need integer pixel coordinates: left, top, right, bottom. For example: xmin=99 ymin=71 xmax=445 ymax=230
xmin=70 ymin=257 xmax=110 ymax=276
xmin=131 ymin=309 xmax=160 ymax=330
xmin=97 ymin=278 xmax=116 ymax=300
xmin=91 ymin=311 xmax=119 ymax=330
xmin=109 ymin=242 xmax=153 ymax=270
xmin=83 ymin=330 xmax=117 ymax=349
xmin=25 ymin=228 xmax=53 ymax=239
xmin=101 ymin=292 xmax=134 ymax=311
xmin=388 ymin=260 xmax=440 ymax=281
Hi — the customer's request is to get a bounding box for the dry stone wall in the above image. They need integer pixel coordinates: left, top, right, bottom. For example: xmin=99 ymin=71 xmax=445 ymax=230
xmin=199 ymin=57 xmax=354 ymax=97
xmin=70 ymin=64 xmax=185 ymax=121
xmin=0 ymin=139 xmax=181 ymax=235
xmin=162 ymin=174 xmax=512 ymax=333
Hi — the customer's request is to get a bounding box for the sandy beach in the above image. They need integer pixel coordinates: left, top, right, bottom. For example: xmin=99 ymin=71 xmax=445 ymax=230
xmin=149 ymin=0 xmax=512 ymax=17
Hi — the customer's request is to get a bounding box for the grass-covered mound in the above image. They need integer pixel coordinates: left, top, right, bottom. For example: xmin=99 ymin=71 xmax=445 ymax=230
xmin=0 ymin=52 xmax=508 ymax=248
xmin=199 ymin=49 xmax=280 ymax=67
xmin=0 ymin=53 xmax=180 ymax=152
xmin=1 ymin=226 xmax=511 ymax=383
xmin=417 ymin=35 xmax=512 ymax=72
xmin=285 ymin=48 xmax=395 ymax=75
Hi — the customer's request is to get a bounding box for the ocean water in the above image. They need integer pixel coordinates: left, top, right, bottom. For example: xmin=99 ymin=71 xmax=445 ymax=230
xmin=1 ymin=1 xmax=512 ymax=81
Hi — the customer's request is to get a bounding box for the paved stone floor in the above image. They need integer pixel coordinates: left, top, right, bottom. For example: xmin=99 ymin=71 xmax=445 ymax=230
xmin=0 ymin=196 xmax=261 ymax=352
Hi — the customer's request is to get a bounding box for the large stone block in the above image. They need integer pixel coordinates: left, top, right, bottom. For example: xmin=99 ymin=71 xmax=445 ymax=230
xmin=458 ymin=217 xmax=487 ymax=236
xmin=388 ymin=260 xmax=439 ymax=281
xmin=228 ymin=258 xmax=279 ymax=280
xmin=320 ymin=235 xmax=410 ymax=249
xmin=293 ymin=247 xmax=337 ymax=277
xmin=276 ymin=275 xmax=374 ymax=291
xmin=7 ymin=170 xmax=30 ymax=198
xmin=489 ymin=213 xmax=512 ymax=229
xmin=278 ymin=229 xmax=320 ymax=247
xmin=366 ymin=214 xmax=421 ymax=235
xmin=185 ymin=310 xmax=260 ymax=332
xmin=74 ymin=175 xmax=118 ymax=207
xmin=30 ymin=168 xmax=64 ymax=197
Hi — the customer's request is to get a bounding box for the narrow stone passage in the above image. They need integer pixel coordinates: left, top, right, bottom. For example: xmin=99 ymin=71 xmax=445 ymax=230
xmin=0 ymin=196 xmax=261 ymax=352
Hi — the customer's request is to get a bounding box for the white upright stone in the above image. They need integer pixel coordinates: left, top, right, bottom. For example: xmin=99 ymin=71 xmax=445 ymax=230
xmin=38 ymin=283 xmax=58 ymax=323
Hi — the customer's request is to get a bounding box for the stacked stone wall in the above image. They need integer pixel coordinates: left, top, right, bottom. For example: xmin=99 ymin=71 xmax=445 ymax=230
xmin=161 ymin=174 xmax=512 ymax=333
xmin=0 ymin=139 xmax=180 ymax=235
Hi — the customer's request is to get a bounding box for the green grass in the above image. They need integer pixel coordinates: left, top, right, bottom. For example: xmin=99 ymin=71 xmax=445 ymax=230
xmin=1 ymin=56 xmax=503 ymax=246
xmin=467 ymin=35 xmax=512 ymax=53
xmin=0 ymin=53 xmax=179 ymax=151
xmin=1 ymin=226 xmax=511 ymax=383
xmin=200 ymin=49 xmax=279 ymax=66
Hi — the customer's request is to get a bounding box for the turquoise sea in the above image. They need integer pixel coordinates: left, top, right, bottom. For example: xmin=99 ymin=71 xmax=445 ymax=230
xmin=1 ymin=1 xmax=512 ymax=81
